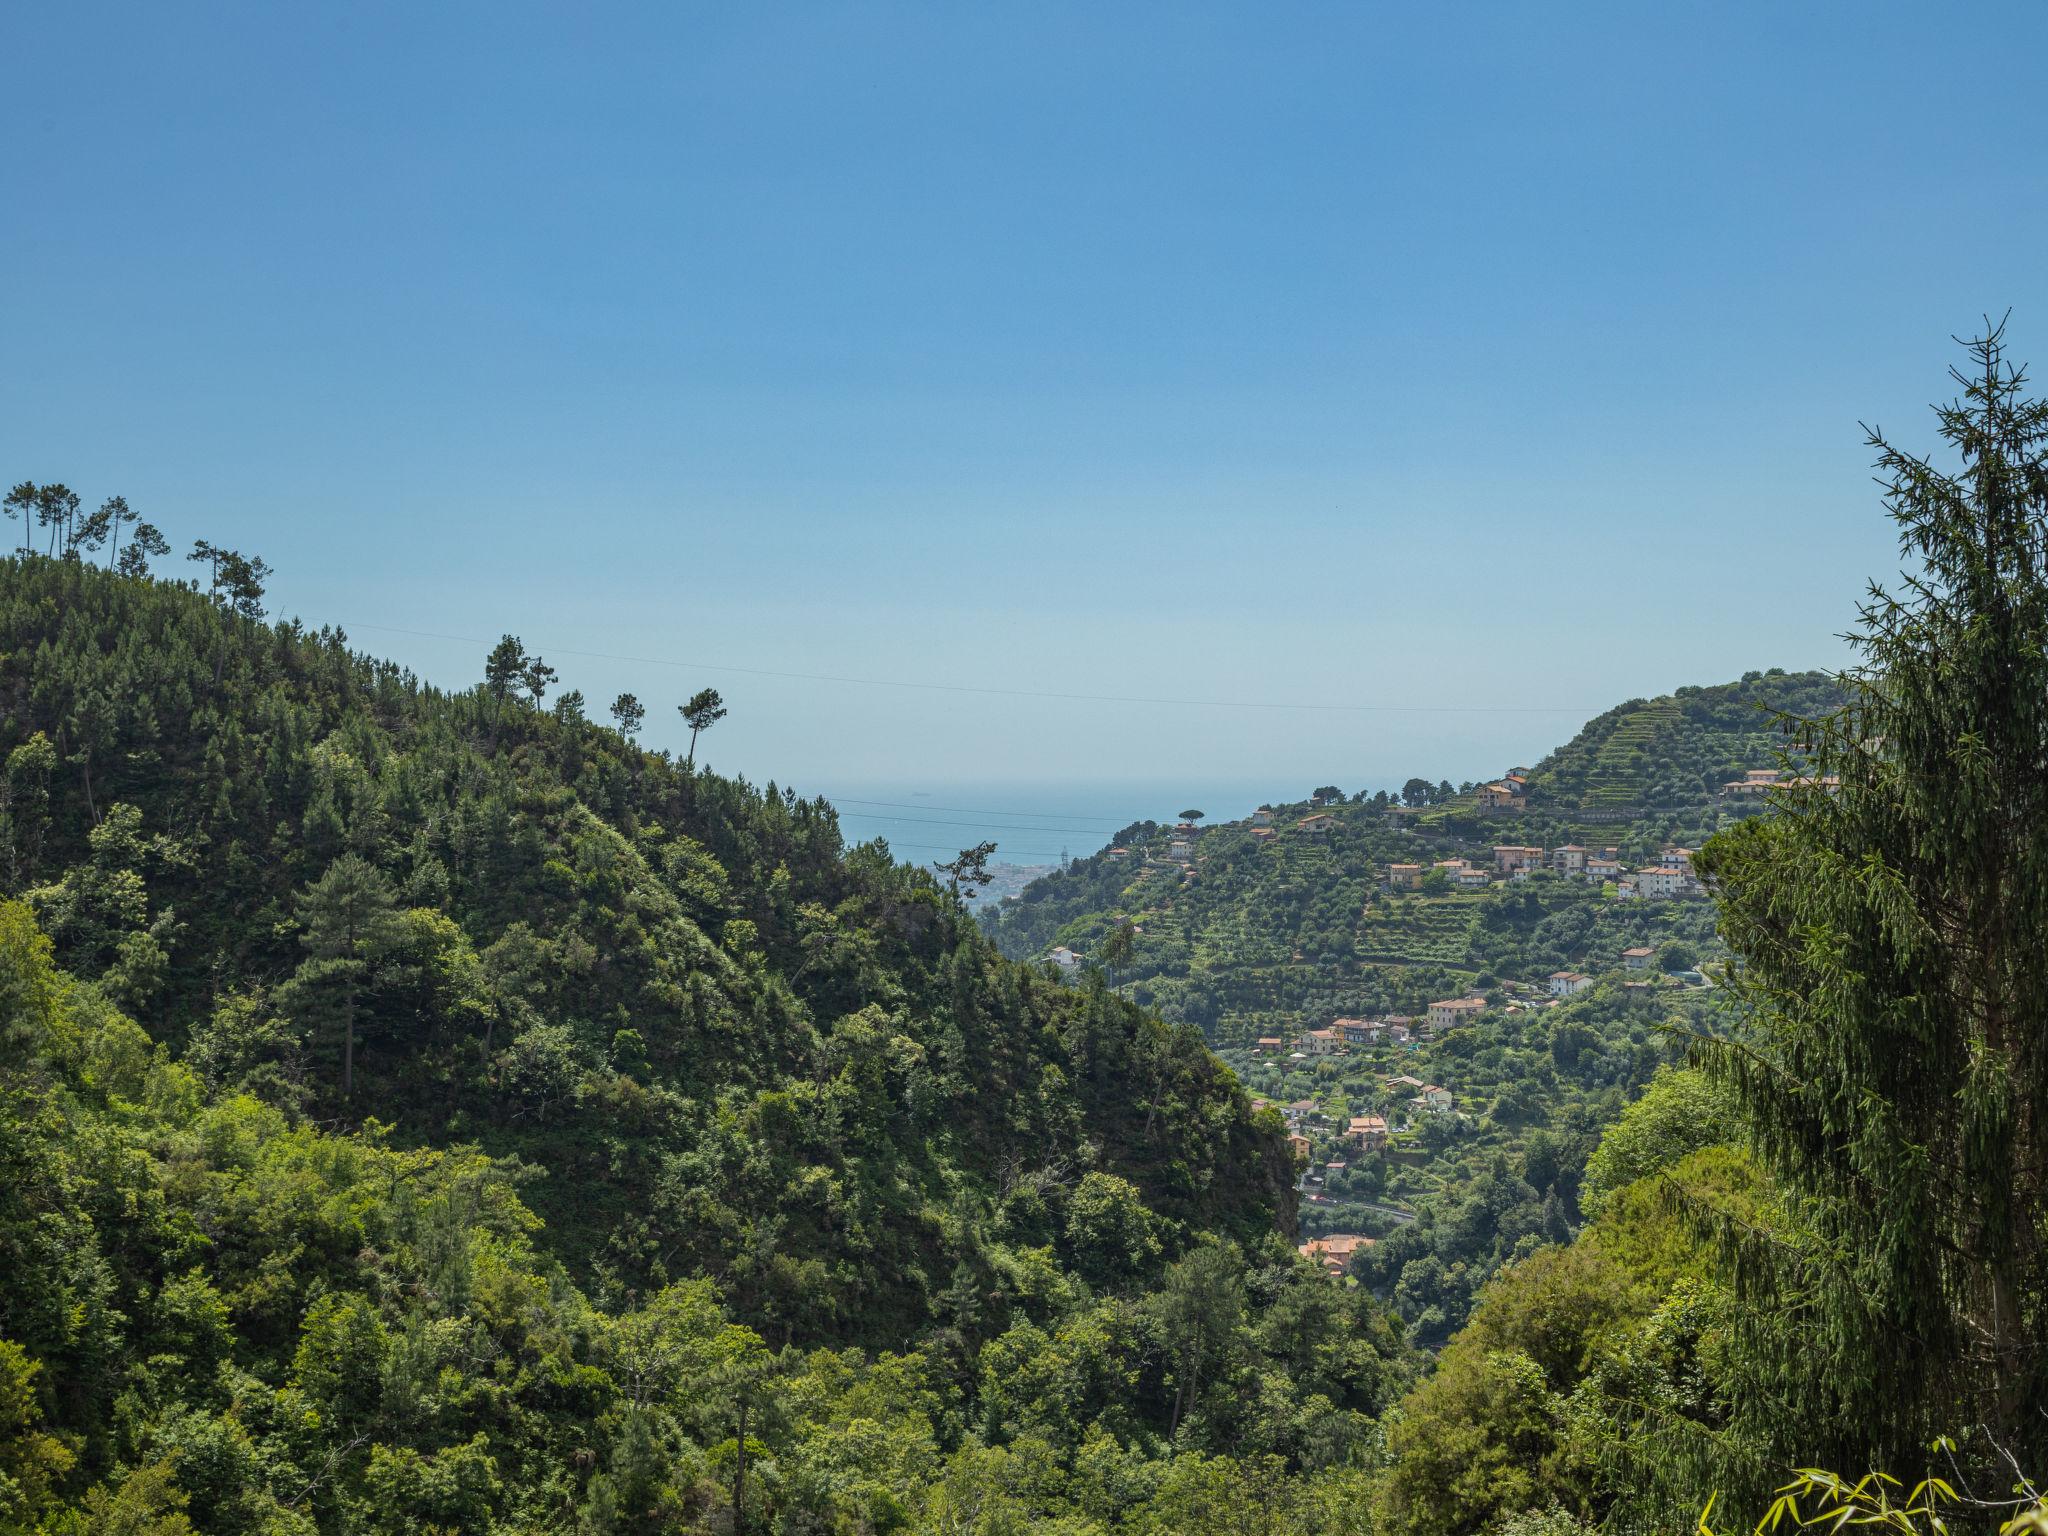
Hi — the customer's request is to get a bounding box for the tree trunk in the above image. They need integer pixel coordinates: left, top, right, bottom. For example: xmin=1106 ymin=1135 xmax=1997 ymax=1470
xmin=732 ymin=1396 xmax=748 ymax=1536
xmin=343 ymin=981 xmax=356 ymax=1097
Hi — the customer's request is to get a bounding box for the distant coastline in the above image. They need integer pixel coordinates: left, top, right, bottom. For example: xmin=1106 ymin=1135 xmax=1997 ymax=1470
xmin=820 ymin=777 xmax=1350 ymax=867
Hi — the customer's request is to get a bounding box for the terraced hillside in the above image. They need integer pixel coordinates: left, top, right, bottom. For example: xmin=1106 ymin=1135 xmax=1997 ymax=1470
xmin=1517 ymin=668 xmax=1844 ymax=831
xmin=982 ymin=667 xmax=1846 ymax=1048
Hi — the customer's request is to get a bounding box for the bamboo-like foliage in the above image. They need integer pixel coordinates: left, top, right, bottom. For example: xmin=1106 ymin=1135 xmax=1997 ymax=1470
xmin=1696 ymin=321 xmax=2048 ymax=1479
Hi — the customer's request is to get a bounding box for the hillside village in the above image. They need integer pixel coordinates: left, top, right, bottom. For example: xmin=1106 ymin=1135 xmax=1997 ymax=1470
xmin=1010 ymin=778 xmax=1744 ymax=1333
xmin=985 ymin=670 xmax=1844 ymax=1338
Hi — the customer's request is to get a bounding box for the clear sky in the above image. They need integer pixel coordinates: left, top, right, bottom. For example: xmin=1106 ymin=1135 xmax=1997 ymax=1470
xmin=8 ymin=2 xmax=2047 ymax=837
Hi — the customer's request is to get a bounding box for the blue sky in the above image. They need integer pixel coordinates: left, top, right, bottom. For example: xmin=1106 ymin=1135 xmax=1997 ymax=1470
xmin=7 ymin=2 xmax=2047 ymax=842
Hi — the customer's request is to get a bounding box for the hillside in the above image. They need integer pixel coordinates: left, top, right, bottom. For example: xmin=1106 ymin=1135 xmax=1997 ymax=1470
xmin=1514 ymin=668 xmax=1847 ymax=831
xmin=0 ymin=554 xmax=1418 ymax=1532
xmin=981 ymin=668 xmax=1842 ymax=1024
xmin=978 ymin=668 xmax=1846 ymax=1341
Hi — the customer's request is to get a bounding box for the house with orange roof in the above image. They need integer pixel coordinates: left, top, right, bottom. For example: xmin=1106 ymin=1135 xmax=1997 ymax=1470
xmin=1346 ymin=1114 xmax=1390 ymax=1151
xmin=1299 ymin=1233 xmax=1375 ymax=1276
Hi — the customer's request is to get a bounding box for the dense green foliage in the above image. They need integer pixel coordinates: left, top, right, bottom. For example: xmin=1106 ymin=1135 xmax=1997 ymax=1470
xmin=1696 ymin=326 xmax=2048 ymax=1475
xmin=0 ymin=555 xmax=1418 ymax=1531
xmin=1345 ymin=327 xmax=2048 ymax=1536
xmin=8 ymin=323 xmax=2046 ymax=1531
xmin=977 ymin=675 xmax=1835 ymax=1345
xmin=0 ymin=556 xmax=1287 ymax=1327
xmin=1286 ymin=984 xmax=1715 ymax=1343
xmin=0 ymin=899 xmax=1408 ymax=1533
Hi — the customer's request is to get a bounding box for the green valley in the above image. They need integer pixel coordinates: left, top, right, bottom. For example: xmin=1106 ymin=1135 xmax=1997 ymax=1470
xmin=4 ymin=334 xmax=2047 ymax=1536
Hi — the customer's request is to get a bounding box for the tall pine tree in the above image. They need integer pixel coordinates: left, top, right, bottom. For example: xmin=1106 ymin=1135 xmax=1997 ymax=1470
xmin=1698 ymin=321 xmax=2048 ymax=1479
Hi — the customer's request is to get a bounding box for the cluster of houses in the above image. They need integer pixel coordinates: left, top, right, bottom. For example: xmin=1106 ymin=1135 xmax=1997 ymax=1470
xmin=1264 ymin=1016 xmax=1410 ymax=1056
xmin=1268 ymin=1090 xmax=1441 ymax=1139
xmin=1473 ymin=770 xmax=1532 ymax=814
xmin=1380 ymin=1074 xmax=1454 ymax=1117
xmin=1113 ymin=767 xmax=1806 ymax=872
xmin=1545 ymin=956 xmax=1681 ymax=994
xmin=1387 ymin=843 xmax=1704 ymax=900
xmin=1163 ymin=804 xmax=1342 ymax=861
xmin=1260 ymin=1085 xmax=1447 ymax=1152
xmin=1720 ymin=767 xmax=1839 ymax=797
xmin=1257 ymin=994 xmax=1493 ymax=1062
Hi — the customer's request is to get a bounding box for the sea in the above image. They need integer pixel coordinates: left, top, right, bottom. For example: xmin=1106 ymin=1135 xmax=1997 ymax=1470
xmin=817 ymin=776 xmax=1359 ymax=871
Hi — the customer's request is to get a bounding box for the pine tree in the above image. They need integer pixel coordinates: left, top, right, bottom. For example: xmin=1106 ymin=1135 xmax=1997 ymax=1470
xmin=294 ymin=853 xmax=402 ymax=1097
xmin=680 ymin=688 xmax=726 ymax=766
xmin=115 ymin=522 xmax=168 ymax=578
xmin=1697 ymin=321 xmax=2048 ymax=1477
xmin=2 ymin=483 xmax=35 ymax=558
xmin=483 ymin=636 xmax=528 ymax=702
xmin=610 ymin=692 xmax=645 ymax=740
xmin=521 ymin=652 xmax=557 ymax=705
xmin=37 ymin=486 xmax=79 ymax=559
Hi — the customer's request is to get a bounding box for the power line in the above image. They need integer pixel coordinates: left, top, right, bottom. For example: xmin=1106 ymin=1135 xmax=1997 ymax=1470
xmin=342 ymin=620 xmax=1598 ymax=717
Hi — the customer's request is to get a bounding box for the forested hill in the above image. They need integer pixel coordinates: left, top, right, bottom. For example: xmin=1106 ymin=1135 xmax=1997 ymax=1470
xmin=0 ymin=555 xmax=1294 ymax=1316
xmin=0 ymin=554 xmax=1426 ymax=1531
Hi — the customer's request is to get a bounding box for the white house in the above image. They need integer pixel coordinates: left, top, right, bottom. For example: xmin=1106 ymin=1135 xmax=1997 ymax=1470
xmin=1549 ymin=970 xmax=1593 ymax=998
xmin=1426 ymin=997 xmax=1487 ymax=1032
xmin=1336 ymin=1018 xmax=1378 ymax=1048
xmin=1048 ymin=946 xmax=1083 ymax=976
xmin=1637 ymin=865 xmax=1691 ymax=899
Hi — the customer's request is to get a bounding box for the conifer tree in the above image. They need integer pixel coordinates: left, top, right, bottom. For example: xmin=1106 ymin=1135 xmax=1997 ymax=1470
xmin=680 ymin=687 xmax=727 ymax=766
xmin=115 ymin=522 xmax=167 ymax=578
xmin=610 ymin=692 xmax=645 ymax=740
xmin=933 ymin=840 xmax=997 ymax=901
xmin=522 ymin=653 xmax=557 ymax=706
xmin=37 ymin=486 xmax=79 ymax=558
xmin=484 ymin=635 xmax=528 ymax=702
xmin=293 ymin=853 xmax=402 ymax=1097
xmin=1697 ymin=321 xmax=2048 ymax=1478
xmin=95 ymin=496 xmax=135 ymax=570
xmin=2 ymin=483 xmax=34 ymax=558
